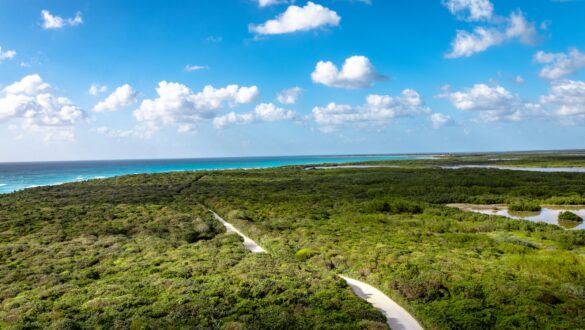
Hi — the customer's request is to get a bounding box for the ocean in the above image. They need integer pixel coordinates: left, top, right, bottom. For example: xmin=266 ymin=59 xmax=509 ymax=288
xmin=0 ymin=155 xmax=420 ymax=194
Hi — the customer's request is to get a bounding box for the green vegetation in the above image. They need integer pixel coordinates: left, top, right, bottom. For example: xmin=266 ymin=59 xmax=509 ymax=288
xmin=186 ymin=166 xmax=585 ymax=329
xmin=359 ymin=150 xmax=585 ymax=170
xmin=0 ymin=185 xmax=386 ymax=329
xmin=559 ymin=211 xmax=583 ymax=223
xmin=508 ymin=200 xmax=542 ymax=212
xmin=2 ymin=153 xmax=585 ymax=329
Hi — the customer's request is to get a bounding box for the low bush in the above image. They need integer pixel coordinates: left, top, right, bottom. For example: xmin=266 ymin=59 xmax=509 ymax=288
xmin=559 ymin=211 xmax=583 ymax=222
xmin=508 ymin=200 xmax=541 ymax=212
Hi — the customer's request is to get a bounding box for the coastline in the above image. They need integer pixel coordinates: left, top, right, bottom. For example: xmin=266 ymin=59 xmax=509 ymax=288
xmin=0 ymin=154 xmax=422 ymax=194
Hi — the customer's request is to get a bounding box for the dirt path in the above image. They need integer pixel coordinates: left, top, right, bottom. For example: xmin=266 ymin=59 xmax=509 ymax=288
xmin=339 ymin=275 xmax=424 ymax=330
xmin=210 ymin=210 xmax=423 ymax=329
xmin=210 ymin=210 xmax=266 ymax=253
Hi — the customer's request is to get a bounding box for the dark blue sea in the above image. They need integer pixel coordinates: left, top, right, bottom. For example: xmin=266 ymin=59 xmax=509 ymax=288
xmin=0 ymin=155 xmax=421 ymax=194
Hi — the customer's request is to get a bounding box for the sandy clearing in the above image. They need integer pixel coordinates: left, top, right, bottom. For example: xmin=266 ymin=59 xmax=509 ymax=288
xmin=339 ymin=275 xmax=423 ymax=330
xmin=210 ymin=210 xmax=267 ymax=253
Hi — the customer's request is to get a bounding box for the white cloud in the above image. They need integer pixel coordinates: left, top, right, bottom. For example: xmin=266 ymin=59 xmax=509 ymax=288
xmin=277 ymin=87 xmax=302 ymax=104
xmin=540 ymin=80 xmax=585 ymax=117
xmin=249 ymin=2 xmax=340 ymax=35
xmin=0 ymin=74 xmax=86 ymax=140
xmin=89 ymin=83 xmax=107 ymax=96
xmin=213 ymin=112 xmax=255 ymax=128
xmin=514 ymin=75 xmax=525 ymax=84
xmin=184 ymin=65 xmax=210 ymax=72
xmin=446 ymin=11 xmax=537 ymax=58
xmin=430 ymin=113 xmax=454 ymax=128
xmin=213 ymin=102 xmax=297 ymax=129
xmin=254 ymin=102 xmax=297 ymax=121
xmin=134 ymin=82 xmax=259 ymax=132
xmin=442 ymin=79 xmax=585 ymax=122
xmin=41 ymin=10 xmax=83 ymax=30
xmin=311 ymin=56 xmax=386 ymax=89
xmin=3 ymin=74 xmax=50 ymax=95
xmin=443 ymin=0 xmax=494 ymax=21
xmin=442 ymin=83 xmax=540 ymax=122
xmin=257 ymin=0 xmax=287 ymax=7
xmin=0 ymin=47 xmax=16 ymax=62
xmin=534 ymin=48 xmax=585 ymax=80
xmin=94 ymin=84 xmax=139 ymax=112
xmin=312 ymin=89 xmax=430 ymax=131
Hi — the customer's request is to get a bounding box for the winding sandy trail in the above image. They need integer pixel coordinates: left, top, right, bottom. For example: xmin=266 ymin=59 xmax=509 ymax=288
xmin=210 ymin=210 xmax=423 ymax=329
xmin=339 ymin=276 xmax=423 ymax=330
xmin=210 ymin=210 xmax=266 ymax=253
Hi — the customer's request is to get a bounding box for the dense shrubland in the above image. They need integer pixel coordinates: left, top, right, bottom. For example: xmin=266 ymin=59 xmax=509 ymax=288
xmin=182 ymin=167 xmax=585 ymax=329
xmin=0 ymin=187 xmax=386 ymax=329
xmin=2 ymin=157 xmax=585 ymax=329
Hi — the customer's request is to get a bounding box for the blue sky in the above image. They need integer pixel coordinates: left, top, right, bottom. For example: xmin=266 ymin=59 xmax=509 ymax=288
xmin=0 ymin=0 xmax=584 ymax=161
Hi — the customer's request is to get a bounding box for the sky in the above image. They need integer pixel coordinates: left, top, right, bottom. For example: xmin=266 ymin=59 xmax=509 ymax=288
xmin=0 ymin=0 xmax=585 ymax=162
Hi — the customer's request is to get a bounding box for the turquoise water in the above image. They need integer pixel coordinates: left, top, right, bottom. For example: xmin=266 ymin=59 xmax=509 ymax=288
xmin=0 ymin=155 xmax=419 ymax=194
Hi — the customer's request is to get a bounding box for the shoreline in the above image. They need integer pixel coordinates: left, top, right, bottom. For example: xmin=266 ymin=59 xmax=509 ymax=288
xmin=0 ymin=155 xmax=420 ymax=195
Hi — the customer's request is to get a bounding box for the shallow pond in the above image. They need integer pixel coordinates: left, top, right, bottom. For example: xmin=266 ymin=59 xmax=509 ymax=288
xmin=443 ymin=165 xmax=585 ymax=173
xmin=449 ymin=204 xmax=585 ymax=230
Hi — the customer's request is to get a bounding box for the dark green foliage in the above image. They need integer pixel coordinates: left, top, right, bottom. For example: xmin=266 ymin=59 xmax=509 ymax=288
xmin=508 ymin=200 xmax=542 ymax=212
xmin=559 ymin=211 xmax=583 ymax=222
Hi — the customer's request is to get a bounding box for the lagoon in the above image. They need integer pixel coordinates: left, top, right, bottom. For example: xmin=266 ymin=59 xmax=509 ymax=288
xmin=449 ymin=204 xmax=585 ymax=230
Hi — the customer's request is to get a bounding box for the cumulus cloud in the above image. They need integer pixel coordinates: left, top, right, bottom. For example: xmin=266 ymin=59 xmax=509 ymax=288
xmin=0 ymin=46 xmax=16 ymax=62
xmin=312 ymin=89 xmax=431 ymax=131
xmin=540 ymin=80 xmax=585 ymax=117
xmin=534 ymin=48 xmax=585 ymax=80
xmin=134 ymin=82 xmax=259 ymax=132
xmin=41 ymin=10 xmax=83 ymax=30
xmin=441 ymin=83 xmax=542 ymax=122
xmin=213 ymin=102 xmax=297 ymax=128
xmin=89 ymin=83 xmax=107 ymax=96
xmin=0 ymin=74 xmax=86 ymax=140
xmin=2 ymin=74 xmax=50 ymax=95
xmin=446 ymin=11 xmax=537 ymax=58
xmin=94 ymin=84 xmax=139 ymax=112
xmin=277 ymin=87 xmax=302 ymax=104
xmin=442 ymin=79 xmax=585 ymax=122
xmin=249 ymin=2 xmax=340 ymax=35
xmin=430 ymin=113 xmax=454 ymax=128
xmin=443 ymin=0 xmax=494 ymax=21
xmin=311 ymin=56 xmax=386 ymax=89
